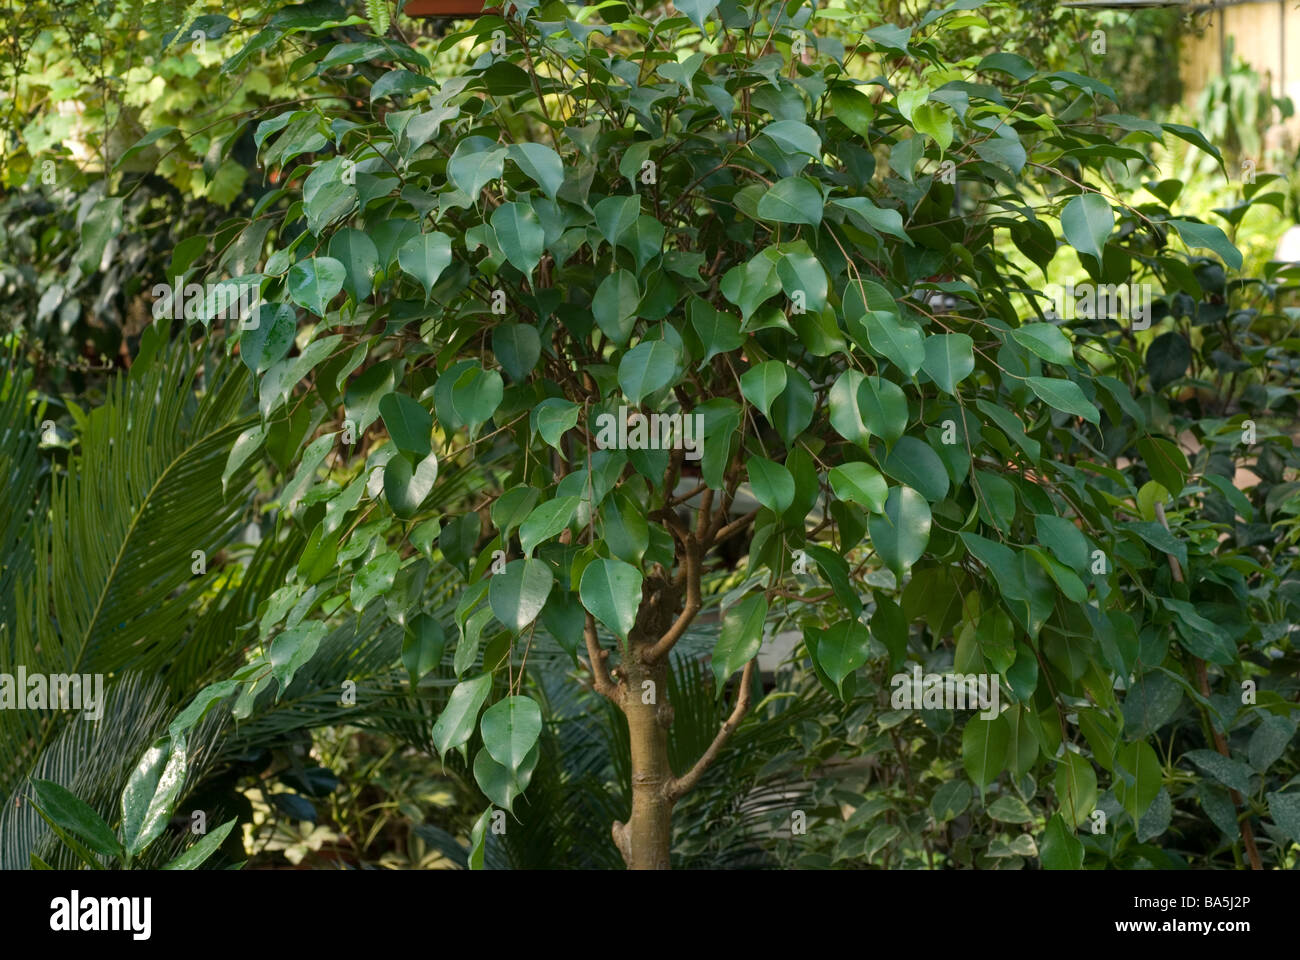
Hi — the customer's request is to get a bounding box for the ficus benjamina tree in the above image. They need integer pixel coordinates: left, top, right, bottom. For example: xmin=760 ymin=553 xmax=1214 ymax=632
xmin=35 ymin=0 xmax=1299 ymax=870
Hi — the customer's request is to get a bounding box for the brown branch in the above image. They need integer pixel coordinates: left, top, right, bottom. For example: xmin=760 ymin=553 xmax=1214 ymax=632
xmin=1154 ymin=501 xmax=1262 ymax=870
xmin=643 ymin=535 xmax=701 ymax=665
xmin=713 ymin=508 xmax=759 ymax=545
xmin=703 ymin=479 xmax=739 ymax=546
xmin=666 ymin=659 xmax=756 ymax=802
xmin=695 ymin=488 xmax=714 ymax=541
xmin=583 ymin=612 xmax=622 ymax=704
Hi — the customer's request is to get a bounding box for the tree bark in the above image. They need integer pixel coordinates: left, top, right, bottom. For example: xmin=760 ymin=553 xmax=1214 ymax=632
xmin=612 ymin=651 xmax=673 ymax=870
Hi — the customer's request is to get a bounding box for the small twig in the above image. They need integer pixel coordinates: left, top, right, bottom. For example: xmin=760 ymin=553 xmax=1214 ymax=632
xmin=666 ymin=660 xmax=756 ymax=802
xmin=583 ymin=612 xmax=622 ymax=704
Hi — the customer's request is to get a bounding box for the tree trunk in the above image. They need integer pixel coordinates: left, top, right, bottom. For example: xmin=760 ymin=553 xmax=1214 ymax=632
xmin=613 ymin=652 xmax=673 ymax=869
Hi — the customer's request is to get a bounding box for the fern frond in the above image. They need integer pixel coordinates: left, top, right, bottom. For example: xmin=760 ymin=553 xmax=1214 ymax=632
xmin=366 ymin=0 xmax=391 ymax=37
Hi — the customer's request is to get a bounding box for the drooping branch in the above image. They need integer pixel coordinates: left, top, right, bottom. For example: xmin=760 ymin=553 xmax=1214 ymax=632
xmin=583 ymin=612 xmax=622 ymax=704
xmin=665 ymin=659 xmax=755 ymax=802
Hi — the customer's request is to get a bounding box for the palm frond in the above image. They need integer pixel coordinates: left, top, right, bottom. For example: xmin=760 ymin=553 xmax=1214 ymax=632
xmin=0 ymin=325 xmax=259 ymax=798
xmin=0 ymin=347 xmax=47 ymax=639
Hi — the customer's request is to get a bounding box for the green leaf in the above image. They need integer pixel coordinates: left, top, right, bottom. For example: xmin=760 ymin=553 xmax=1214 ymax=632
xmin=920 ymin=333 xmax=974 ymax=394
xmin=384 ymin=453 xmax=438 ymax=519
xmin=120 ymin=736 xmax=187 ymax=858
xmin=911 ymin=103 xmax=952 ymax=152
xmin=1060 ymin=193 xmax=1113 ymax=263
xmin=592 ymin=270 xmax=640 ymax=346
xmin=831 ymin=197 xmax=912 ymax=244
xmin=448 ymin=141 xmax=506 ymax=200
xmin=491 ymin=200 xmax=546 ymax=276
xmin=30 ymin=780 xmax=124 ymax=860
xmin=350 ymin=551 xmax=400 ymax=612
xmin=775 ymin=248 xmax=829 ymax=311
xmin=863 ymin=311 xmax=925 ymax=376
xmin=467 ymin=807 xmax=490 ymax=870
xmin=720 ymin=249 xmax=782 ymax=319
xmin=1011 ymin=324 xmax=1073 ymax=366
xmin=690 ymin=299 xmax=744 ymax=367
xmin=493 ymin=323 xmax=541 ymax=382
xmin=828 ymin=370 xmax=871 ymax=447
xmin=1034 ymin=515 xmax=1090 ymax=571
xmin=379 ymin=392 xmax=433 ymax=457
xmin=866 ymin=22 xmax=912 ymax=53
xmin=829 ymin=462 xmax=888 ymax=514
xmin=507 ymin=142 xmax=564 ymax=199
xmin=1039 ymin=812 xmax=1084 ymax=869
xmin=988 ymin=794 xmax=1033 ymax=824
xmin=1054 ymin=752 xmax=1098 ymax=828
xmin=1166 ymin=219 xmax=1242 ymax=271
xmin=397 ymin=232 xmax=453 ymax=300
xmin=519 ymin=496 xmax=580 ymax=557
xmin=167 ymin=679 xmax=239 ymax=742
xmin=240 ymin=304 xmax=296 ymax=373
xmin=77 ymin=196 xmax=124 ymax=274
xmin=771 ymin=371 xmax=815 ymax=447
xmin=813 ymin=619 xmax=871 ymax=696
xmin=1114 ymin=740 xmax=1162 ymax=823
xmin=739 ymin=361 xmax=788 ymax=421
xmin=1248 ymin=716 xmax=1295 ymax=773
xmin=857 ymin=375 xmax=908 ymax=443
xmin=1266 ymin=791 xmax=1300 ymax=842
xmin=868 ymin=486 xmax=931 ymax=576
xmin=756 ymin=177 xmax=823 ymax=226
xmin=748 ymin=457 xmax=795 ymax=513
xmin=489 ymin=558 xmax=554 ymax=633
xmin=962 ymin=711 xmax=1009 ymax=789
xmin=1026 ymin=377 xmax=1099 ymax=425
xmin=1145 ymin=332 xmax=1191 ymax=392
xmin=287 ymin=257 xmax=346 ymax=316
xmin=760 ymin=120 xmax=821 ymax=158
xmin=432 ymin=673 xmax=493 ymax=758
xmin=161 ymin=818 xmax=238 ymax=870
xmin=603 ymin=489 xmax=648 ymax=565
xmin=594 ymin=195 xmax=641 ymax=249
xmin=1136 ymin=435 xmax=1188 ymax=496
xmin=303 ymin=158 xmax=357 ymax=234
xmin=435 ymin=361 xmax=503 ymax=434
xmin=492 ymin=486 xmax=540 ymax=541
xmin=473 ymin=738 xmax=537 ymax=812
xmin=882 ymin=436 xmax=949 ymax=502
xmin=712 ymin=593 xmax=767 ymax=692
xmin=579 ymin=557 xmax=643 ymax=642
xmin=674 ymin=0 xmax=720 ymax=30
xmin=931 ymin=780 xmax=972 ymax=822
xmin=619 ymin=339 xmax=681 ymax=405
xmin=830 ymin=86 xmax=874 ymax=137
xmin=531 ymin=399 xmax=580 ymax=451
xmin=403 ymin=613 xmax=447 ymax=686
xmin=114 ymin=126 xmax=177 ymax=171
xmin=974 ymin=136 xmax=1027 ymax=174
xmin=327 ymin=228 xmax=380 ymax=303
xmin=1184 ymin=749 xmax=1254 ymax=796
xmin=269 ymin=620 xmax=328 ymax=695
xmin=480 ymin=695 xmax=543 ymax=774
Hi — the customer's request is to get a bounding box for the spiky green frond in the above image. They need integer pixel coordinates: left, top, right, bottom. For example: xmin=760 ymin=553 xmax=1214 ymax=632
xmin=0 ymin=326 xmax=259 ymax=798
